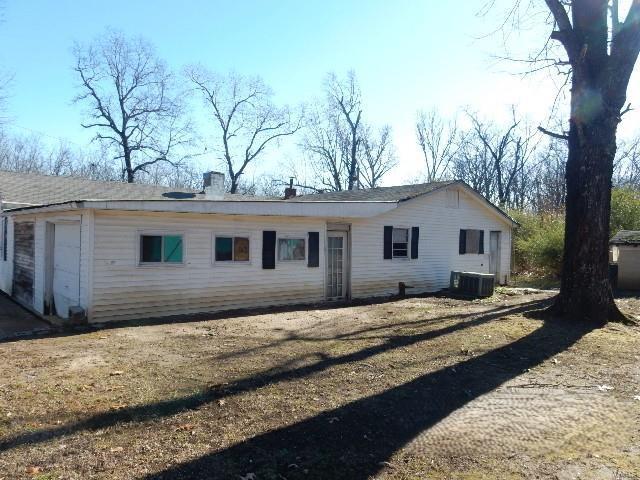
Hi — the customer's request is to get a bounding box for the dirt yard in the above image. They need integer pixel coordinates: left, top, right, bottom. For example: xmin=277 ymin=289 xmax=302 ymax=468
xmin=0 ymin=290 xmax=639 ymax=480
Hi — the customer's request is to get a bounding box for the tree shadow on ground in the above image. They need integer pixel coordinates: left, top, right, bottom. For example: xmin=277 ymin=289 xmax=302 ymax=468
xmin=144 ymin=309 xmax=594 ymax=480
xmin=0 ymin=300 xmax=543 ymax=454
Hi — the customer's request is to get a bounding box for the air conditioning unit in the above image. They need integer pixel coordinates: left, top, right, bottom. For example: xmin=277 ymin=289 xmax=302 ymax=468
xmin=450 ymin=271 xmax=495 ymax=297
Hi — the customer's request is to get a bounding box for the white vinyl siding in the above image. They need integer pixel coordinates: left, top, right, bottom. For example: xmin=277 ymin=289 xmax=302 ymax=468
xmin=0 ymin=216 xmax=13 ymax=294
xmin=91 ymin=212 xmax=326 ymax=322
xmin=617 ymin=246 xmax=640 ymax=289
xmin=0 ymin=211 xmax=93 ymax=316
xmin=350 ymin=186 xmax=511 ymax=298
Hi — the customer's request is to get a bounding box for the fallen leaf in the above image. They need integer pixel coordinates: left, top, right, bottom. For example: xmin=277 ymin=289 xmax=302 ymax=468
xmin=218 ymin=399 xmax=226 ymax=406
xmin=110 ymin=370 xmax=124 ymax=376
xmin=176 ymin=423 xmax=196 ymax=431
xmin=25 ymin=466 xmax=42 ymax=475
xmin=110 ymin=446 xmax=124 ymax=453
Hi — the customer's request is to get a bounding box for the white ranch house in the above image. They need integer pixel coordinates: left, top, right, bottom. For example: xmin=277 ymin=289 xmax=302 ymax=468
xmin=0 ymin=170 xmax=515 ymax=323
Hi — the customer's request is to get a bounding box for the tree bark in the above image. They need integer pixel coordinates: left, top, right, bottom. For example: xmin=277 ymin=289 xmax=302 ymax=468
xmin=553 ymin=108 xmax=623 ymax=323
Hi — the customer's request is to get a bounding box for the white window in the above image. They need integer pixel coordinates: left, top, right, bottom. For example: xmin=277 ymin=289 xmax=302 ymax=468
xmin=392 ymin=228 xmax=409 ymax=258
xmin=139 ymin=234 xmax=184 ymax=264
xmin=278 ymin=237 xmax=306 ymax=261
xmin=215 ymin=236 xmax=250 ymax=262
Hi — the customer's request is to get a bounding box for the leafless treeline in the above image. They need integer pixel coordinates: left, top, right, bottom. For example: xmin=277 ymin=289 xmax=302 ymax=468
xmin=1 ymin=30 xmax=639 ymax=204
xmin=416 ymin=108 xmax=640 ymax=212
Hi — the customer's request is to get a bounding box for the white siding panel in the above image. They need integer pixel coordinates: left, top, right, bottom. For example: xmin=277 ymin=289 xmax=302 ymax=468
xmin=0 ymin=216 xmax=14 ymax=294
xmin=91 ymin=212 xmax=326 ymax=322
xmin=350 ymin=187 xmax=512 ymax=298
xmin=617 ymin=246 xmax=640 ymax=289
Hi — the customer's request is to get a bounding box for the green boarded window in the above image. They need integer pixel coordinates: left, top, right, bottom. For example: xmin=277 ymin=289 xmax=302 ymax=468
xmin=140 ymin=234 xmax=183 ymax=264
xmin=215 ymin=237 xmax=233 ymax=261
xmin=163 ymin=235 xmax=183 ymax=263
xmin=216 ymin=236 xmax=250 ymax=262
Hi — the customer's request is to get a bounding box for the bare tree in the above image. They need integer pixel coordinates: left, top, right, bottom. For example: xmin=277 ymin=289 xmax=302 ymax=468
xmin=302 ymin=71 xmax=394 ymax=191
xmin=453 ymin=139 xmax=495 ymax=199
xmin=416 ymin=110 xmax=459 ymax=182
xmin=465 ymin=110 xmax=536 ymax=207
xmin=187 ymin=67 xmax=302 ymax=194
xmin=360 ymin=124 xmax=397 ymax=188
xmin=614 ymin=136 xmax=640 ymax=187
xmin=530 ymin=138 xmax=568 ymax=212
xmin=536 ymin=0 xmax=640 ymax=323
xmin=326 ymin=71 xmax=362 ymax=190
xmin=73 ymin=31 xmax=191 ymax=183
xmin=302 ymin=106 xmax=350 ymax=191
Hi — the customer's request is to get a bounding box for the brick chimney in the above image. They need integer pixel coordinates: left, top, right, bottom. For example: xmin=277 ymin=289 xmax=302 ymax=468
xmin=284 ymin=177 xmax=297 ymax=199
xmin=203 ymin=171 xmax=225 ymax=200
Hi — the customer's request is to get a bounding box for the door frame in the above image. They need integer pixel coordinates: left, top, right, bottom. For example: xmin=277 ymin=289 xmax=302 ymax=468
xmin=326 ymin=225 xmax=351 ymax=300
xmin=489 ymin=230 xmax=502 ymax=283
xmin=45 ymin=220 xmax=81 ymax=317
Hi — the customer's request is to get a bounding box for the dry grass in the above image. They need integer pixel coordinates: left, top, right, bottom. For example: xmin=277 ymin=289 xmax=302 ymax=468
xmin=0 ymin=291 xmax=639 ymax=479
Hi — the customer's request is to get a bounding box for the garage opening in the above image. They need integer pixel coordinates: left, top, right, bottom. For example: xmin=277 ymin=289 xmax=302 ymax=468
xmin=45 ymin=222 xmax=81 ymax=318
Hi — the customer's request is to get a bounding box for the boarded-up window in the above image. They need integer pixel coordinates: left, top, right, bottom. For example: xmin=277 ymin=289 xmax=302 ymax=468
xmin=459 ymin=229 xmax=484 ymax=254
xmin=215 ymin=236 xmax=250 ymax=262
xmin=140 ymin=234 xmax=183 ymax=264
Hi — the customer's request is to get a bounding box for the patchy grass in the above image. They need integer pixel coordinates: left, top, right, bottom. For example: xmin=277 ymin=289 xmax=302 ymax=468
xmin=0 ymin=291 xmax=639 ymax=479
xmin=510 ymin=273 xmax=561 ymax=290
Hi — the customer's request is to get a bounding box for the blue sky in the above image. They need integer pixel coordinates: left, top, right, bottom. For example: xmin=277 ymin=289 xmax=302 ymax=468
xmin=1 ymin=0 xmax=639 ymax=184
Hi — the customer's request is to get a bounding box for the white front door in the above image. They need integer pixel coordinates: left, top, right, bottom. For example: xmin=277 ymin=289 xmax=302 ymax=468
xmin=326 ymin=232 xmax=347 ymax=299
xmin=53 ymin=223 xmax=81 ymax=318
xmin=489 ymin=231 xmax=501 ymax=282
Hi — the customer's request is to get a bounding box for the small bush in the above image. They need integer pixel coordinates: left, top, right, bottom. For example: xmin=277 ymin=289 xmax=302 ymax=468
xmin=611 ymin=187 xmax=640 ymax=234
xmin=510 ymin=210 xmax=565 ymax=278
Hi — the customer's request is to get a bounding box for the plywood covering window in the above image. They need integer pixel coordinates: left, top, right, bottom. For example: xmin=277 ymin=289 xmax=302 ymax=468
xmin=140 ymin=234 xmax=183 ymax=264
xmin=392 ymin=228 xmax=409 ymax=258
xmin=278 ymin=238 xmax=305 ymax=261
xmin=459 ymin=229 xmax=484 ymax=254
xmin=215 ymin=236 xmax=250 ymax=262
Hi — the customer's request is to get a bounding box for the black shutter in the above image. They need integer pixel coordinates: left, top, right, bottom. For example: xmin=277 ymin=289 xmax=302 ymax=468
xmin=459 ymin=229 xmax=466 ymax=254
xmin=479 ymin=230 xmax=485 ymax=254
xmin=262 ymin=231 xmax=276 ymax=269
xmin=411 ymin=227 xmax=419 ymax=259
xmin=383 ymin=226 xmax=393 ymax=259
xmin=308 ymin=232 xmax=319 ymax=267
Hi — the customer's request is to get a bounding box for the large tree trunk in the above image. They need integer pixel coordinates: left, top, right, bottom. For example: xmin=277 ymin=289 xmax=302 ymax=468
xmin=552 ymin=72 xmax=626 ymax=323
xmin=541 ymin=0 xmax=640 ymax=324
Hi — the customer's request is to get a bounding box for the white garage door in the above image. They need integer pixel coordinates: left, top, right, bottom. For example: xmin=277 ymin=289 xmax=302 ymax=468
xmin=53 ymin=223 xmax=81 ymax=318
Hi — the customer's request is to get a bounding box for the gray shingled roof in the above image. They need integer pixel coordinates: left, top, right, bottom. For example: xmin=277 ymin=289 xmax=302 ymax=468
xmin=0 ymin=170 xmax=268 ymax=207
xmin=290 ymin=181 xmax=457 ymax=202
xmin=610 ymin=230 xmax=640 ymax=245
